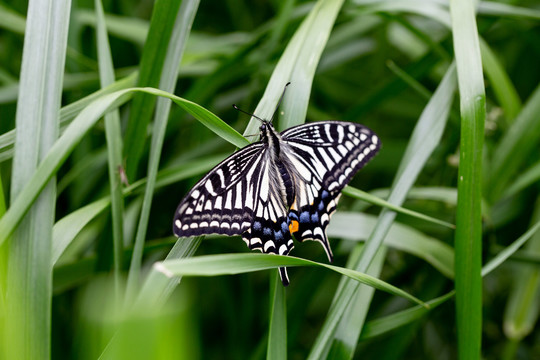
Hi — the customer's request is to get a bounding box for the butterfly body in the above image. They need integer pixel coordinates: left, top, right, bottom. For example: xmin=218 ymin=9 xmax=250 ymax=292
xmin=173 ymin=119 xmax=380 ymax=285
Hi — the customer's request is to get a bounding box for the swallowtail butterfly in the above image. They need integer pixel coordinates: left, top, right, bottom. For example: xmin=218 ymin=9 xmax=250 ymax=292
xmin=173 ymin=84 xmax=380 ymax=285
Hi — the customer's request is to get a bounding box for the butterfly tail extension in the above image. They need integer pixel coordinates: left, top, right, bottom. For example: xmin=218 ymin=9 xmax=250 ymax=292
xmin=278 ymin=267 xmax=290 ymax=286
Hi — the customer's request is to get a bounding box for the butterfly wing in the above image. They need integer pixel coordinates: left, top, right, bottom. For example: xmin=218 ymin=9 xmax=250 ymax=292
xmin=280 ymin=121 xmax=380 ymax=259
xmin=173 ymin=142 xmax=265 ymax=237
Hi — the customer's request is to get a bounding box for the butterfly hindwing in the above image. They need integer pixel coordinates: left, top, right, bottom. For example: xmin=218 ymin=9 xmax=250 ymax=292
xmin=280 ymin=122 xmax=380 ymax=258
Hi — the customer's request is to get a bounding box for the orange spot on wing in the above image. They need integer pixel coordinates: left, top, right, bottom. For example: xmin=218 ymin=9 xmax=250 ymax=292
xmin=289 ymin=220 xmax=299 ymax=234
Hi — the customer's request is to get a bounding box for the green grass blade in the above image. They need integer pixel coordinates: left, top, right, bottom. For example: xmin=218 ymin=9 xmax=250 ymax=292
xmin=352 ymin=0 xmax=451 ymax=27
xmin=244 ymin=0 xmax=345 ymax=136
xmin=125 ymin=0 xmax=200 ymax=302
xmin=0 ymin=174 xmax=5 ymax=360
xmin=267 ymin=272 xmax=287 ymax=360
xmin=450 ymin=0 xmax=486 ymax=358
xmin=308 ymin=63 xmax=457 ymax=359
xmin=360 ymin=291 xmax=455 ymax=340
xmin=155 ymin=254 xmax=427 ymax=307
xmin=0 ymin=87 xmax=244 ymax=247
xmin=479 ymin=38 xmax=521 ymax=122
xmin=122 ymin=0 xmax=183 ymax=180
xmin=95 ymin=0 xmax=125 ymax=300
xmin=502 ymin=160 xmax=540 ymax=199
xmin=489 ymin=83 xmax=540 ymax=200
xmin=0 ymin=73 xmax=137 ymax=163
xmin=329 ymin=213 xmax=455 ymax=279
xmin=343 ymin=186 xmax=455 ymax=229
xmin=503 ymin=204 xmax=540 ymax=342
xmin=477 ymin=1 xmax=540 ymax=20
xmin=52 ymin=155 xmax=221 ymax=265
xmin=482 ymin=220 xmax=540 ymax=277
xmin=5 ymin=0 xmax=71 ymax=358
xmin=52 ymin=198 xmax=110 ymax=265
xmin=278 ymin=0 xmax=345 ymax=130
xmin=329 ymin=246 xmax=386 ymax=358
xmin=0 ymin=90 xmax=132 ymax=246
xmin=0 ymin=3 xmax=26 ymax=34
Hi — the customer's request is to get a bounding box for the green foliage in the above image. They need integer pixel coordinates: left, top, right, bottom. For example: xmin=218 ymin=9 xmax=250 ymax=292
xmin=1 ymin=0 xmax=539 ymax=359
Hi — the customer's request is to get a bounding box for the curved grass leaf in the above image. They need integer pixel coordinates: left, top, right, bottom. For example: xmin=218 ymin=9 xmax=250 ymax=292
xmin=503 ymin=206 xmax=540 ymax=341
xmin=489 ymin=83 xmax=540 ymax=200
xmin=155 ymin=253 xmax=427 ymax=307
xmin=482 ymin=220 xmax=540 ymax=277
xmin=344 ymin=186 xmax=455 ymax=229
xmin=360 ymin=291 xmax=455 ymax=340
xmin=124 ymin=0 xmax=201 ymax=303
xmin=308 ymin=62 xmax=457 ymax=360
xmin=122 ymin=0 xmax=184 ymax=180
xmin=0 ymin=87 xmax=246 ymax=247
xmin=479 ymin=38 xmax=521 ymax=122
xmin=0 ymin=73 xmax=137 ymax=163
xmin=52 ymin=154 xmax=223 ymax=265
xmin=329 ymin=212 xmax=455 ymax=278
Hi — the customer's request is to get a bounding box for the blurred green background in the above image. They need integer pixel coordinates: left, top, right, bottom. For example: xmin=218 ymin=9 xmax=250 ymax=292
xmin=1 ymin=0 xmax=540 ymax=359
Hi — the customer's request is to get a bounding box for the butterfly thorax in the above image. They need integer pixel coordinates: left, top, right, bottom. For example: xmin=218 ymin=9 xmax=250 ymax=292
xmin=259 ymin=121 xmax=281 ymax=155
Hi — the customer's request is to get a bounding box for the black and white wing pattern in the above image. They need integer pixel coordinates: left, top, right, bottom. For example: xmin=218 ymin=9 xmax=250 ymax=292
xmin=172 ymin=142 xmax=265 ymax=237
xmin=280 ymin=121 xmax=380 ymax=263
xmin=173 ymin=120 xmax=380 ymax=286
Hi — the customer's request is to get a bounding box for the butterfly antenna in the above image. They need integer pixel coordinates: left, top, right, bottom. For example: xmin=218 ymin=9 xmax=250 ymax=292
xmin=270 ymin=82 xmax=291 ymax=123
xmin=232 ymin=104 xmax=265 ymax=123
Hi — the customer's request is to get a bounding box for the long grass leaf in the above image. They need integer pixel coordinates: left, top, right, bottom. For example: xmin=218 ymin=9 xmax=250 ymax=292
xmin=329 ymin=246 xmax=386 ymax=358
xmin=95 ymin=0 xmax=125 ymax=300
xmin=450 ymin=0 xmax=486 ymax=358
xmin=52 ymin=155 xmax=221 ymax=264
xmin=155 ymin=254 xmax=427 ymax=307
xmin=122 ymin=0 xmax=183 ymax=180
xmin=329 ymin=213 xmax=455 ymax=279
xmin=343 ymin=186 xmax=455 ymax=229
xmin=0 ymin=3 xmax=26 ymax=34
xmin=360 ymin=291 xmax=455 ymax=340
xmin=489 ymin=83 xmax=540 ymax=200
xmin=244 ymin=0 xmax=345 ymax=136
xmin=0 ymin=87 xmax=244 ymax=246
xmin=503 ymin=205 xmax=540 ymax=341
xmin=267 ymin=272 xmax=287 ymax=360
xmin=482 ymin=220 xmax=540 ymax=277
xmin=308 ymin=63 xmax=456 ymax=359
xmin=0 ymin=73 xmax=137 ymax=163
xmin=125 ymin=0 xmax=201 ymax=302
xmin=479 ymin=38 xmax=521 ymax=122
xmin=5 ymin=0 xmax=71 ymax=358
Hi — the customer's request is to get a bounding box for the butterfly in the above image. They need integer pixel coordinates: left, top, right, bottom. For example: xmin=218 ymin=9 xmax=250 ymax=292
xmin=172 ymin=83 xmax=380 ymax=285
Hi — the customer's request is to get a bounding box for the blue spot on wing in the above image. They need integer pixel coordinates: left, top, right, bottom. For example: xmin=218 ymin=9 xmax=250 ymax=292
xmin=253 ymin=221 xmax=262 ymax=230
xmin=299 ymin=211 xmax=310 ymax=223
xmin=281 ymin=221 xmax=289 ymax=233
xmin=311 ymin=212 xmax=319 ymax=222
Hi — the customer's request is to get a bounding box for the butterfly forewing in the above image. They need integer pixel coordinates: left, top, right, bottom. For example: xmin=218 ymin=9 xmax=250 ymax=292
xmin=173 ymin=143 xmax=265 ymax=237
